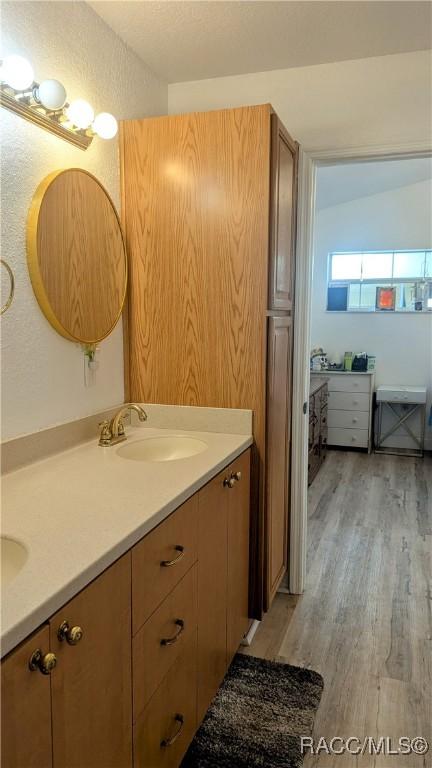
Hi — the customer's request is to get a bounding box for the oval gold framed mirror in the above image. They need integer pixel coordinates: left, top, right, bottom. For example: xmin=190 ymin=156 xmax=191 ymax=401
xmin=26 ymin=168 xmax=127 ymax=344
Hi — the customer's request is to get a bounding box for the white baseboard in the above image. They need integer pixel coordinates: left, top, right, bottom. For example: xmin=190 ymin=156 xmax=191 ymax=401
xmin=241 ymin=619 xmax=261 ymax=647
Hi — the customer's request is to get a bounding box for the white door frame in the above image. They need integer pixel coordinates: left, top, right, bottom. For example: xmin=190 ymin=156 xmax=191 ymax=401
xmin=289 ymin=140 xmax=432 ymax=595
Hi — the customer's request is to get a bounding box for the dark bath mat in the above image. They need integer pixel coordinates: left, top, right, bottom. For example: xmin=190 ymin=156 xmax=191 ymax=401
xmin=182 ymin=653 xmax=324 ymax=768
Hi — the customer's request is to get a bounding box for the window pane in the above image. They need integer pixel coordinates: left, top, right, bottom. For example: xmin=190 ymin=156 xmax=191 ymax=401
xmin=331 ymin=253 xmax=362 ymax=280
xmin=425 ymin=251 xmax=432 ymax=278
xmin=395 ymin=283 xmax=416 ymax=310
xmin=360 ymin=283 xmax=378 ymax=309
xmin=362 ymin=252 xmax=393 ymax=279
xmin=393 ymin=251 xmax=425 ymax=278
xmin=348 ymin=283 xmax=360 ymax=309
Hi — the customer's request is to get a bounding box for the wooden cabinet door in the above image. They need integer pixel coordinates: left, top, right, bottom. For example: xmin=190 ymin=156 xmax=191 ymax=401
xmin=268 ymin=114 xmax=298 ymax=311
xmin=50 ymin=554 xmax=132 ymax=768
xmin=265 ymin=316 xmax=293 ymax=608
xmin=226 ymin=449 xmax=251 ymax=664
xmin=197 ymin=468 xmax=228 ymax=722
xmin=1 ymin=625 xmax=53 ymax=768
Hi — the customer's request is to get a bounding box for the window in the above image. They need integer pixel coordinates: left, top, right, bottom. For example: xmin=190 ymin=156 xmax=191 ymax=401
xmin=327 ymin=250 xmax=432 ymax=312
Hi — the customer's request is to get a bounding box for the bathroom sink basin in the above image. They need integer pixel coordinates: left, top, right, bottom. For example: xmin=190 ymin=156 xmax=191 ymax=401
xmin=1 ymin=537 xmax=28 ymax=586
xmin=117 ymin=436 xmax=208 ymax=462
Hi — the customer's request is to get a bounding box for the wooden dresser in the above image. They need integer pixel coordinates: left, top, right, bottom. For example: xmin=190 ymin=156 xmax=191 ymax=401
xmin=311 ymin=372 xmax=374 ymax=452
xmin=308 ymin=378 xmax=328 ymax=484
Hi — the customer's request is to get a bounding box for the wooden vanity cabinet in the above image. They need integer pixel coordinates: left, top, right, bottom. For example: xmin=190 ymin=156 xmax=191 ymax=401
xmin=2 ymin=449 xmax=251 ymax=768
xmin=49 ymin=553 xmax=132 ymax=768
xmin=1 ymin=625 xmax=52 ymax=768
xmin=197 ymin=449 xmax=251 ymax=721
xmin=1 ymin=554 xmax=131 ymax=768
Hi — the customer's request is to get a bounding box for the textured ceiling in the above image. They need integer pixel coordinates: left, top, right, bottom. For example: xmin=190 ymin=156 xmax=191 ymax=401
xmin=88 ymin=1 xmax=432 ymax=83
xmin=316 ymin=157 xmax=432 ymax=210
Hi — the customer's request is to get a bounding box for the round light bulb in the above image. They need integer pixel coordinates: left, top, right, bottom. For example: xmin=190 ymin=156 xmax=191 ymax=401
xmin=1 ymin=54 xmax=34 ymax=91
xmin=66 ymin=99 xmax=94 ymax=129
xmin=92 ymin=112 xmax=118 ymax=140
xmin=35 ymin=79 xmax=67 ymax=110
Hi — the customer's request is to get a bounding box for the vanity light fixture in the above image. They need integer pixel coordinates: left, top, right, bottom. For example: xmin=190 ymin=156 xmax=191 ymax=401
xmin=0 ymin=54 xmax=118 ymax=150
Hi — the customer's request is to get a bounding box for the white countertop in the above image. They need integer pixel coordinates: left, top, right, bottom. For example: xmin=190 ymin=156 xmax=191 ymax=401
xmin=1 ymin=415 xmax=252 ymax=657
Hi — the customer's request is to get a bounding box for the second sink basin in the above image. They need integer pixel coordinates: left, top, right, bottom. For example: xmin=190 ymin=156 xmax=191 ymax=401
xmin=1 ymin=537 xmax=28 ymax=586
xmin=117 ymin=435 xmax=208 ymax=462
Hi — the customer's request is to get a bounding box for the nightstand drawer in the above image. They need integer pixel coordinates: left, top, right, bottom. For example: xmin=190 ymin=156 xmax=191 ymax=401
xmin=326 ymin=375 xmax=371 ymax=393
xmin=328 ymin=427 xmax=369 ymax=448
xmin=328 ymin=410 xmax=369 ymax=430
xmin=328 ymin=391 xmax=369 ymax=412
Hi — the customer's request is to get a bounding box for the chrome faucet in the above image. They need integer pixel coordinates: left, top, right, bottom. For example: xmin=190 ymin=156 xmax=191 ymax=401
xmin=99 ymin=403 xmax=148 ymax=447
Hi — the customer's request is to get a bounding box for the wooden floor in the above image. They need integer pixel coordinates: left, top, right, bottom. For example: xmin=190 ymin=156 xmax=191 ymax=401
xmin=244 ymin=449 xmax=432 ymax=767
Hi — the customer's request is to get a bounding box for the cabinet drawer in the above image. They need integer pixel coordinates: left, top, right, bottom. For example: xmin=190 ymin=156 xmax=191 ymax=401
xmin=134 ymin=631 xmax=198 ymax=768
xmin=326 ymin=375 xmax=371 ymax=393
xmin=132 ymin=495 xmax=198 ymax=634
xmin=328 ymin=410 xmax=369 ymax=430
xmin=133 ymin=565 xmax=197 ymax=721
xmin=328 ymin=391 xmax=369 ymax=412
xmin=327 ymin=427 xmax=369 ymax=448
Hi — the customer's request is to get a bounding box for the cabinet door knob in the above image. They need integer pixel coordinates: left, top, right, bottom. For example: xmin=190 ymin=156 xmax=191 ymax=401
xmin=231 ymin=471 xmax=242 ymax=482
xmin=161 ymin=545 xmax=184 ymax=567
xmin=223 ymin=476 xmax=235 ymax=488
xmin=29 ymin=649 xmax=57 ymax=675
xmin=160 ymin=619 xmax=185 ymax=647
xmin=57 ymin=620 xmax=83 ymax=645
xmin=161 ymin=714 xmax=184 ymax=748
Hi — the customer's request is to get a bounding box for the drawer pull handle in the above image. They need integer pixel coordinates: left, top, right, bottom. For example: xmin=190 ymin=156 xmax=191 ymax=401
xmin=161 ymin=545 xmax=184 ymax=568
xmin=161 ymin=714 xmax=184 ymax=747
xmin=223 ymin=476 xmax=235 ymax=488
xmin=29 ymin=649 xmax=57 ymax=675
xmin=161 ymin=619 xmax=185 ymax=646
xmin=57 ymin=620 xmax=83 ymax=645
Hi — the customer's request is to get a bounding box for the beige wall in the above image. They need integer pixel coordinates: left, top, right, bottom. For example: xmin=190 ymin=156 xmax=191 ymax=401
xmin=168 ymin=50 xmax=432 ymax=150
xmin=1 ymin=2 xmax=167 ymax=441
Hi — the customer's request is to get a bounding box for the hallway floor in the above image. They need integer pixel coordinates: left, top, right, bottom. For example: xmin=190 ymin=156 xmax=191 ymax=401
xmin=244 ymin=449 xmax=432 ymax=767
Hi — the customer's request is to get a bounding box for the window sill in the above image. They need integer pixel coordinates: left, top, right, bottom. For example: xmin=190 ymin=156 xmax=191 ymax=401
xmin=325 ymin=310 xmax=432 ymax=315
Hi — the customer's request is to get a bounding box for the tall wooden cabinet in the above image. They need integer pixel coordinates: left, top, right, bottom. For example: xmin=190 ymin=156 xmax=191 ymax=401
xmin=121 ymin=104 xmax=298 ymax=613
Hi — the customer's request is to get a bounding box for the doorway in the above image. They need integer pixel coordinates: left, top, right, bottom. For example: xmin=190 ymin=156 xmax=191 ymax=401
xmin=289 ymin=143 xmax=432 ymax=594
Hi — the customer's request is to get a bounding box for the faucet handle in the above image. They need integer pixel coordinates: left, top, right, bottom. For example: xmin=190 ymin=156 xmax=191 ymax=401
xmin=117 ymin=417 xmax=125 ymax=436
xmin=98 ymin=420 xmax=112 ymax=447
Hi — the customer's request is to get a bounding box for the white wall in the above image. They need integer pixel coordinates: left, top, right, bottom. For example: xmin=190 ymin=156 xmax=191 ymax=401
xmin=311 ymin=178 xmax=432 ymax=447
xmin=1 ymin=2 xmax=167 ymax=441
xmin=168 ymin=50 xmax=432 ymax=150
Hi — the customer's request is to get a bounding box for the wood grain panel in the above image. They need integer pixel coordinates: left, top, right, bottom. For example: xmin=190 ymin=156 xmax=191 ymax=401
xmin=196 ymin=466 xmax=229 ymax=722
xmin=121 ymin=105 xmax=271 ymax=617
xmin=121 ymin=107 xmax=269 ymax=421
xmin=265 ymin=316 xmax=293 ymax=607
xmin=50 ymin=554 xmax=132 ymax=768
xmin=227 ymin=449 xmax=251 ymax=663
xmin=27 ymin=169 xmax=127 ymax=344
xmin=1 ymin=625 xmax=53 ymax=768
xmin=268 ymin=115 xmax=299 ymax=311
xmin=133 ymin=565 xmax=197 ymax=721
xmin=133 ymin=630 xmax=198 ymax=768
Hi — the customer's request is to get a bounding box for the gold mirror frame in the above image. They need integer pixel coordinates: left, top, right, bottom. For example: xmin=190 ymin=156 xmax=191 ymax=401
xmin=26 ymin=169 xmax=127 ymax=345
xmin=0 ymin=259 xmax=15 ymax=315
